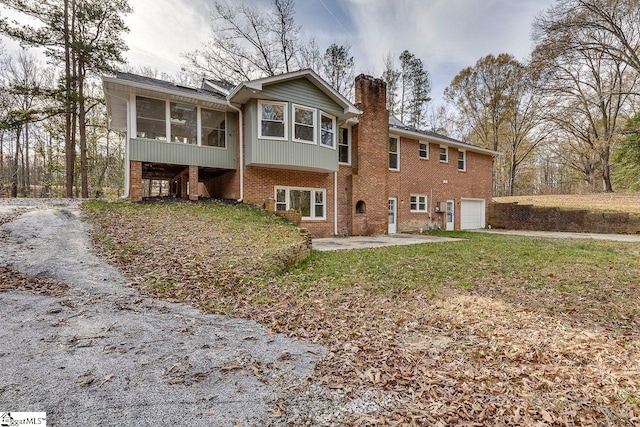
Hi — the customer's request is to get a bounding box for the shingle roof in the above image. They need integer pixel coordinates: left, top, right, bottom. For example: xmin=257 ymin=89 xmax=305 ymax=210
xmin=116 ymin=72 xmax=227 ymax=101
xmin=389 ymin=121 xmax=494 ymax=153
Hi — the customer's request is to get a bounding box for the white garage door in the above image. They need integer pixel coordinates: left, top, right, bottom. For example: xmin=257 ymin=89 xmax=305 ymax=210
xmin=461 ymin=199 xmax=485 ymax=230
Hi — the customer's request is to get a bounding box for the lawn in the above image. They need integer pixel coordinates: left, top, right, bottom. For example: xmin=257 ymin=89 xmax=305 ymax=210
xmin=495 ymin=192 xmax=640 ymax=214
xmin=83 ymin=201 xmax=640 ymax=425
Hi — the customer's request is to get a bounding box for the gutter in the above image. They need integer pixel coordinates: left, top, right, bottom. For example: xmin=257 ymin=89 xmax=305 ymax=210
xmin=226 ymin=101 xmax=244 ymax=202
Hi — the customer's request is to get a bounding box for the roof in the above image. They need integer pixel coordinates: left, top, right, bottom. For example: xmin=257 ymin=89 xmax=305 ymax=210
xmin=116 ymin=72 xmax=228 ymax=101
xmin=102 ymin=72 xmax=232 ymax=131
xmin=202 ymin=78 xmax=235 ymax=96
xmin=227 ymin=69 xmax=361 ymax=120
xmin=388 ymin=122 xmax=500 ymax=156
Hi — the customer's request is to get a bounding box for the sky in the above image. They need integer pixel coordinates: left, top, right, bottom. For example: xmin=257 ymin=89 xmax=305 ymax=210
xmin=1 ymin=0 xmax=557 ymax=107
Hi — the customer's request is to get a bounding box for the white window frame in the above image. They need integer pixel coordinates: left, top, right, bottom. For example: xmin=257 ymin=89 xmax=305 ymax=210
xmin=419 ymin=142 xmax=429 ymax=159
xmin=258 ymin=100 xmax=288 ymax=141
xmin=320 ymin=112 xmax=336 ymax=149
xmin=410 ymin=194 xmax=428 ymax=213
xmin=389 ymin=136 xmax=400 ymax=171
xmin=135 ymin=97 xmax=228 ymax=149
xmin=274 ymin=186 xmax=326 ymax=220
xmin=292 ymin=104 xmax=317 ymax=144
xmin=439 ymin=145 xmax=448 ymax=163
xmin=458 ymin=149 xmax=466 ymax=171
xmin=338 ymin=127 xmax=351 ymax=165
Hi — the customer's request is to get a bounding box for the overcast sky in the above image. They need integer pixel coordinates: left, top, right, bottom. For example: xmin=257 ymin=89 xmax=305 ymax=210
xmin=1 ymin=0 xmax=556 ymax=107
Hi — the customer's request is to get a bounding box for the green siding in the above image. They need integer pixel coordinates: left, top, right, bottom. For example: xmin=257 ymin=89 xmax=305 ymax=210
xmin=130 ymin=112 xmax=236 ymax=169
xmin=250 ymin=139 xmax=338 ymax=172
xmin=261 ymin=79 xmax=343 ymax=116
xmin=243 ymin=81 xmax=342 ymax=172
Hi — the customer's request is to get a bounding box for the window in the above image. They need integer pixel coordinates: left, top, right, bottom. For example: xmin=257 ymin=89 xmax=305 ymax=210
xmin=136 ymin=96 xmax=166 ymax=140
xmin=293 ymin=104 xmax=316 ymax=143
xmin=320 ymin=113 xmax=335 ymax=148
xmin=170 ymin=103 xmax=197 ymax=144
xmin=274 ymin=187 xmax=326 ymax=220
xmin=439 ymin=146 xmax=448 ymax=162
xmin=389 ymin=136 xmax=399 ymax=170
xmin=458 ymin=150 xmax=466 ymax=171
xmin=259 ymin=101 xmax=287 ymax=139
xmin=410 ymin=195 xmax=428 ymax=212
xmin=202 ymin=109 xmax=226 ymax=148
xmin=419 ymin=142 xmax=429 ymax=159
xmin=338 ymin=127 xmax=350 ymax=164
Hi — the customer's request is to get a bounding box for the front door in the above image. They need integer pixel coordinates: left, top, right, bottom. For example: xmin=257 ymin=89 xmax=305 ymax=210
xmin=388 ymin=197 xmax=397 ymax=234
xmin=446 ymin=199 xmax=455 ymax=231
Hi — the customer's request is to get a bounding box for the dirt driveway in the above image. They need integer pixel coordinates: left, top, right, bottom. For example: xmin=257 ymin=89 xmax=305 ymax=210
xmin=0 ymin=200 xmax=373 ymax=426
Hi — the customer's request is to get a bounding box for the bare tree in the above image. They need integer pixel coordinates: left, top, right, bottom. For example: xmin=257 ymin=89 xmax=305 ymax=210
xmin=182 ymin=0 xmax=301 ymax=84
xmin=535 ymin=0 xmax=640 ymax=76
xmin=533 ymin=4 xmax=639 ymax=192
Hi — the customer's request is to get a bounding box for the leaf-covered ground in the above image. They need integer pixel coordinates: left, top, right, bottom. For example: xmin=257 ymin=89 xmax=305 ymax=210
xmin=83 ymin=201 xmax=640 ymax=425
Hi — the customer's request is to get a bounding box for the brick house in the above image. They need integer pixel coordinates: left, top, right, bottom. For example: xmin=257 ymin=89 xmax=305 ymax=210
xmin=103 ymin=70 xmax=497 ymax=237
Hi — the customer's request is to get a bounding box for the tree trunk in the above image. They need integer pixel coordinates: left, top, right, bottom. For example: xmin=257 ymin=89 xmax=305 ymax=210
xmin=24 ymin=123 xmax=30 ymax=196
xmin=78 ymin=60 xmax=88 ymax=198
xmin=64 ymin=0 xmax=75 ymax=198
xmin=11 ymin=127 xmax=21 ymax=198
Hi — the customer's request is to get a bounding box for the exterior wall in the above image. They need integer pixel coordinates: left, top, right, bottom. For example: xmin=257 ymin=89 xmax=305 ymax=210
xmin=489 ymin=204 xmax=640 ymax=234
xmin=388 ymin=139 xmax=493 ymax=232
xmin=130 ymin=161 xmax=143 ymax=202
xmin=244 ymin=95 xmax=339 ymax=172
xmin=349 ymin=75 xmax=389 ymax=235
xmin=243 ymin=166 xmax=335 ymax=238
xmin=130 ymin=138 xmax=236 ymax=170
xmin=260 ymin=78 xmax=343 ymax=116
xmin=188 ymin=165 xmax=198 ymax=200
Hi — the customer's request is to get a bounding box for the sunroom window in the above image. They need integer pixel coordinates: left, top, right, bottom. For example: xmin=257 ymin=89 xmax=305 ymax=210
xmin=320 ymin=113 xmax=335 ymax=148
xmin=259 ymin=101 xmax=287 ymax=139
xmin=136 ymin=96 xmax=166 ymax=140
xmin=170 ymin=103 xmax=197 ymax=144
xmin=293 ymin=105 xmax=316 ymax=143
xmin=202 ymin=109 xmax=226 ymax=148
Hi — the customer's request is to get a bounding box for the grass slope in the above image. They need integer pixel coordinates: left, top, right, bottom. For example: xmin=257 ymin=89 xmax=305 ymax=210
xmin=83 ymin=201 xmax=640 ymax=425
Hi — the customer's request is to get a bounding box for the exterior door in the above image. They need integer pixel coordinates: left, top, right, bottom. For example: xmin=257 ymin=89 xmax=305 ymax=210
xmin=446 ymin=199 xmax=455 ymax=231
xmin=388 ymin=197 xmax=397 ymax=234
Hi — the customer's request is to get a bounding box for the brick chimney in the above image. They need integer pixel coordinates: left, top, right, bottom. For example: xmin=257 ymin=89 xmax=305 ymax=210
xmin=349 ymin=74 xmax=389 ymax=235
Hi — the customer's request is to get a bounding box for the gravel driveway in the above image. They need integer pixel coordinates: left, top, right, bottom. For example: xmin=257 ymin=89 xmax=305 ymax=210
xmin=0 ymin=199 xmax=340 ymax=426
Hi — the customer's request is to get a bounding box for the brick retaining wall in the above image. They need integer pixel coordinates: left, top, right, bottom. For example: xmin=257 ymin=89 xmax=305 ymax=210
xmin=489 ymin=203 xmax=640 ymax=234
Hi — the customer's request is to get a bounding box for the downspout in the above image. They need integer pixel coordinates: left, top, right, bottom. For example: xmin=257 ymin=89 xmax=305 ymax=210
xmin=226 ymin=101 xmax=244 ymax=202
xmin=334 ymin=171 xmax=338 ymax=236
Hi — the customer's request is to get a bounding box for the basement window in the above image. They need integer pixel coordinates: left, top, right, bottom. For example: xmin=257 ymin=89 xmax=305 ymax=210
xmin=274 ymin=186 xmax=326 ymax=220
xmin=410 ymin=195 xmax=427 ymax=212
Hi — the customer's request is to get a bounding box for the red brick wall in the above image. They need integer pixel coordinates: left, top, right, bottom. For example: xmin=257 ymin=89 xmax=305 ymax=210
xmin=129 ymin=161 xmax=143 ymax=202
xmin=350 ymin=74 xmax=389 ymax=235
xmin=388 ymin=139 xmax=493 ymax=231
xmin=189 ymin=165 xmax=199 ymax=200
xmin=243 ymin=166 xmax=336 ymax=238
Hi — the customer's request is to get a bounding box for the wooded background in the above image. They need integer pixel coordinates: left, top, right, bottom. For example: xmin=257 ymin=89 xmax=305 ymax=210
xmin=1 ymin=0 xmax=639 ymax=198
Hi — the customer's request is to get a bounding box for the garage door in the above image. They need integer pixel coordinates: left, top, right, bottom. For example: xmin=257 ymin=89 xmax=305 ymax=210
xmin=461 ymin=199 xmax=485 ymax=229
